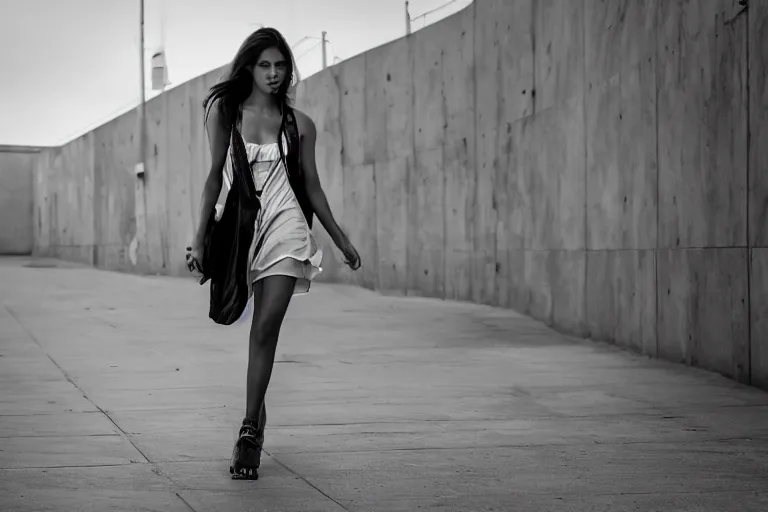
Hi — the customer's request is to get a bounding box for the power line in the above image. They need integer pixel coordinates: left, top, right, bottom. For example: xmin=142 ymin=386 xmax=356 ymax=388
xmin=291 ymin=35 xmax=322 ymax=50
xmin=409 ymin=0 xmax=470 ymax=25
xmin=294 ymin=41 xmax=322 ymax=61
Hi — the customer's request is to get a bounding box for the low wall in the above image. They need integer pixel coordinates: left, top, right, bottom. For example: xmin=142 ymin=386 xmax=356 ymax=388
xmin=32 ymin=0 xmax=768 ymax=389
xmin=0 ymin=146 xmax=38 ymax=254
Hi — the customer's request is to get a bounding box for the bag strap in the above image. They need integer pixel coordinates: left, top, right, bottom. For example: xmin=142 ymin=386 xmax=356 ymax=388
xmin=229 ymin=125 xmax=259 ymax=203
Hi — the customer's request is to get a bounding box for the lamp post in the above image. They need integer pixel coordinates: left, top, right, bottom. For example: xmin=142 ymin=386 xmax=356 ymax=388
xmin=137 ymin=0 xmax=146 ymax=176
xmin=131 ymin=0 xmax=148 ymax=270
xmin=405 ymin=1 xmax=412 ymax=35
xmin=321 ymin=31 xmax=328 ymax=69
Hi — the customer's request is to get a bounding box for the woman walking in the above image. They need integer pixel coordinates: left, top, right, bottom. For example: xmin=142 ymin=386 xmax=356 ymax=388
xmin=185 ymin=27 xmax=360 ymax=480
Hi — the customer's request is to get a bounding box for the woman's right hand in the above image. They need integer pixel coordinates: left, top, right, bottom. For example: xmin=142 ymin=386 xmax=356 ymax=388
xmin=185 ymin=243 xmax=204 ymax=275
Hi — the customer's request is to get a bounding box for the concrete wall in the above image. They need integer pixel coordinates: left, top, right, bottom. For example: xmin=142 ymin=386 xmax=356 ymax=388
xmin=32 ymin=0 xmax=768 ymax=389
xmin=32 ymin=72 xmax=221 ymax=272
xmin=0 ymin=147 xmax=38 ymax=254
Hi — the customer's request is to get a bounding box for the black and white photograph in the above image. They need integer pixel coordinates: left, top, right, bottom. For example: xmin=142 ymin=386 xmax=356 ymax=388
xmin=0 ymin=0 xmax=767 ymax=510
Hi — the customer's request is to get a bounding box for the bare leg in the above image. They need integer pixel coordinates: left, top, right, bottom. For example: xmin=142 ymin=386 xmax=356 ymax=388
xmin=231 ymin=275 xmax=296 ymax=479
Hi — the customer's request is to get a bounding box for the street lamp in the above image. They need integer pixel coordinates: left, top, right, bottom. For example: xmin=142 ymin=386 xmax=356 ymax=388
xmin=405 ymin=1 xmax=412 ymax=35
xmin=151 ymin=51 xmax=169 ymax=91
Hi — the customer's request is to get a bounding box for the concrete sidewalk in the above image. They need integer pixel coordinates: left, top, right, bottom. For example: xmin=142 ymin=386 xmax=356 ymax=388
xmin=1 ymin=256 xmax=767 ymax=512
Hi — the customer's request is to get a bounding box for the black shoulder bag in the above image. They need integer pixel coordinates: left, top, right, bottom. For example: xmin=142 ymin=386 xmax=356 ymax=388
xmin=199 ymin=126 xmax=261 ymax=325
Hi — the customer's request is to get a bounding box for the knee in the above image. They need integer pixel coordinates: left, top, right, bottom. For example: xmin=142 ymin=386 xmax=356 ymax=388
xmin=249 ymin=316 xmax=282 ymax=348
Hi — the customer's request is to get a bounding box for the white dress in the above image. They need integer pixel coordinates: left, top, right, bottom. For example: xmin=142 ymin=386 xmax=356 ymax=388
xmin=217 ymin=134 xmax=323 ymax=296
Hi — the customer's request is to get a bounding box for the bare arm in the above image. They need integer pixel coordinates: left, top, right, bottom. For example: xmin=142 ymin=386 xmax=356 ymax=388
xmin=297 ymin=111 xmax=347 ymax=248
xmin=193 ymin=106 xmax=229 ymax=249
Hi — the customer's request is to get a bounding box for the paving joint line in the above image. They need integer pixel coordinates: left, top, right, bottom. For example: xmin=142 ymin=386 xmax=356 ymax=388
xmin=4 ymin=304 xmax=212 ymax=506
xmin=175 ymin=492 xmax=199 ymax=512
xmin=265 ymin=449 xmax=350 ymax=511
xmin=4 ymin=305 xmax=151 ymax=464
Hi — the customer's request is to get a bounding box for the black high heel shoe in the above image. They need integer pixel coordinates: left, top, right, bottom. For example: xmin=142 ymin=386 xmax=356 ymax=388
xmin=230 ymin=405 xmax=266 ymax=480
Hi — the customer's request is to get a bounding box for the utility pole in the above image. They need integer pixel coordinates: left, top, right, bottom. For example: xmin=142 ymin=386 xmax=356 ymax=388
xmin=321 ymin=31 xmax=328 ymax=69
xmin=405 ymin=1 xmax=412 ymax=35
xmin=137 ymin=0 xmax=146 ymax=174
xmin=132 ymin=0 xmax=148 ymax=270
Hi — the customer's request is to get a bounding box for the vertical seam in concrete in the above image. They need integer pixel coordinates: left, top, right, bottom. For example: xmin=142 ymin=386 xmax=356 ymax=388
xmin=90 ymin=133 xmax=96 ymax=266
xmin=471 ymin=2 xmax=479 ymax=302
xmin=161 ymin=95 xmax=169 ymax=271
xmin=582 ymin=0 xmax=589 ymax=337
xmin=441 ymin=40 xmax=448 ymax=300
xmin=654 ymin=0 xmax=661 ymax=358
xmin=745 ymin=3 xmax=752 ymax=384
xmin=531 ymin=0 xmax=537 ymax=117
xmin=363 ymin=52 xmax=376 ymax=291
xmin=494 ymin=16 xmax=502 ymax=307
xmin=90 ymin=132 xmax=98 ymax=268
xmin=332 ymin=67 xmax=346 ymax=286
xmin=408 ymin=31 xmax=416 ymax=296
xmin=188 ymin=85 xmax=198 ymax=250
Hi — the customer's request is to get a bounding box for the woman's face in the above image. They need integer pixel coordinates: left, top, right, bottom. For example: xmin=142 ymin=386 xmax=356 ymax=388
xmin=252 ymin=47 xmax=288 ymax=95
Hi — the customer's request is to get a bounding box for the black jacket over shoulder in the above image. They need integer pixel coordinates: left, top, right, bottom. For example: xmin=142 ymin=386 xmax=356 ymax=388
xmin=200 ymin=106 xmax=313 ymax=325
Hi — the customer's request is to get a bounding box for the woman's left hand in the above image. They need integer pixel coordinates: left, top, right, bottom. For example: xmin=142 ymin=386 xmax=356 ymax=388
xmin=340 ymin=238 xmax=361 ymax=271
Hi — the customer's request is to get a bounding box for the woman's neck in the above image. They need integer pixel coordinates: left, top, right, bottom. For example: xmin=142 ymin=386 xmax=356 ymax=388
xmin=242 ymin=88 xmax=281 ymax=116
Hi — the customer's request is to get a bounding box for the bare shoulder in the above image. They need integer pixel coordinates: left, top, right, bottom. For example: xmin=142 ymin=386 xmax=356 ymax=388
xmin=205 ymin=101 xmax=227 ymax=133
xmin=292 ymin=108 xmax=316 ymax=138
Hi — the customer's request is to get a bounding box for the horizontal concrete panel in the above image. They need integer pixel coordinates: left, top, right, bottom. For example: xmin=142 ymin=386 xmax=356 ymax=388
xmin=93 ymin=244 xmax=130 ymax=272
xmin=342 ymin=163 xmax=377 ymax=290
xmin=32 ymin=150 xmax=52 ymax=255
xmin=297 ymin=69 xmax=346 ymax=284
xmin=525 ymin=97 xmax=585 ymax=251
xmin=407 ymin=148 xmax=445 ymax=298
xmin=657 ymin=0 xmax=748 ymax=248
xmin=533 ymin=0 xmax=584 ymax=111
xmin=586 ymin=57 xmax=657 ymax=250
xmin=474 ymin=0 xmax=536 ymax=131
xmin=441 ymin=7 xmax=476 ymax=149
xmin=499 ymin=248 xmax=586 ymax=337
xmin=338 ymin=54 xmax=366 ymax=168
xmin=750 ymin=0 xmax=768 ymax=247
xmin=364 ymin=38 xmax=413 ymax=163
xmin=0 ymin=152 xmax=34 ymax=254
xmin=92 ymin=110 xmax=138 ymax=266
xmin=752 ymin=249 xmax=768 ymax=389
xmin=472 ymin=2 xmax=506 ymax=306
xmin=52 ymin=245 xmax=95 ymax=267
xmin=496 ymin=0 xmax=535 ymax=123
xmin=497 ymin=116 xmax=533 ymax=252
xmin=444 ymin=140 xmax=474 ymax=303
xmin=412 ymin=22 xmax=446 ymax=153
xmin=54 ymin=133 xmax=95 ymax=249
xmin=375 ymin=157 xmax=409 ymax=294
xmin=657 ymin=248 xmax=749 ymax=383
xmin=143 ymin=93 xmax=170 ymax=274
xmin=586 ymin=249 xmax=657 ymax=357
xmin=165 ymin=84 xmax=195 ymax=276
xmin=187 ymin=78 xmax=209 ymax=245
xmin=584 ymin=0 xmax=657 ymax=82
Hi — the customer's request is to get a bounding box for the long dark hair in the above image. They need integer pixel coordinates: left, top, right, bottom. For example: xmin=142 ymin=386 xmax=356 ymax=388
xmin=203 ymin=27 xmax=299 ymax=129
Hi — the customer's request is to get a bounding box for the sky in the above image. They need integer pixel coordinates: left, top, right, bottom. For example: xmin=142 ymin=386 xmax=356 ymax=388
xmin=0 ymin=0 xmax=472 ymax=147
